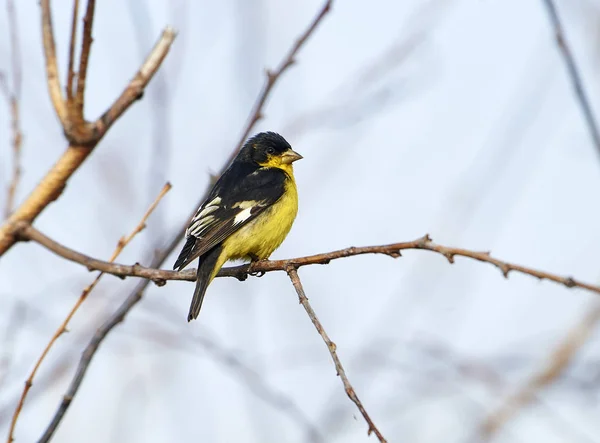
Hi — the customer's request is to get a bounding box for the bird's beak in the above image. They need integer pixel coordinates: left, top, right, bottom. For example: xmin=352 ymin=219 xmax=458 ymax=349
xmin=281 ymin=149 xmax=303 ymax=164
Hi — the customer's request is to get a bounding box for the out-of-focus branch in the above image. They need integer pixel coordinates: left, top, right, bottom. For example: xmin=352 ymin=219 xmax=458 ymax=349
xmin=65 ymin=0 xmax=80 ymax=101
xmin=2 ymin=0 xmax=23 ymax=219
xmin=6 ymin=183 xmax=171 ymax=443
xmin=286 ymin=267 xmax=387 ymax=442
xmin=40 ymin=0 xmax=67 ymax=126
xmin=0 ymin=0 xmax=176 ymax=257
xmin=136 ymin=312 xmax=324 ymax=443
xmin=37 ymin=237 xmax=181 ymax=442
xmin=541 ymin=0 xmax=600 ymax=156
xmin=15 ymin=228 xmax=600 ymax=301
xmin=227 ymin=0 xmax=333 ymax=164
xmin=480 ymin=302 xmax=600 ymax=439
xmin=72 ymin=0 xmax=95 ymax=121
xmin=38 ymin=1 xmax=333 ymax=438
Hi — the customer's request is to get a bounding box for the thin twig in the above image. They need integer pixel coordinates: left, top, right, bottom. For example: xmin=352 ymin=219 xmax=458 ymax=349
xmin=14 ymin=228 xmax=600 ymax=300
xmin=165 ymin=0 xmax=334 ymax=261
xmin=227 ymin=0 xmax=333 ymax=165
xmin=6 ymin=183 xmax=171 ymax=443
xmin=40 ymin=0 xmax=67 ymax=125
xmin=38 ymin=2 xmax=333 ymax=437
xmin=37 ymin=237 xmax=181 ymax=442
xmin=480 ymin=302 xmax=600 ymax=439
xmin=0 ymin=23 xmax=176 ymax=256
xmin=2 ymin=0 xmax=23 ymax=219
xmin=73 ymin=0 xmax=95 ymax=120
xmin=66 ymin=0 xmax=80 ymax=101
xmin=541 ymin=0 xmax=600 ymax=156
xmin=286 ymin=267 xmax=387 ymax=442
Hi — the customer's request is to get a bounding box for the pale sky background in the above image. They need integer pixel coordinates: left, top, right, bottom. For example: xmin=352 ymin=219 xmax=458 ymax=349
xmin=1 ymin=0 xmax=600 ymax=442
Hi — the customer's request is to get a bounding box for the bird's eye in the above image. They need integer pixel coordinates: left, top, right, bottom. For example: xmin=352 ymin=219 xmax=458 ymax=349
xmin=266 ymin=147 xmax=275 ymax=155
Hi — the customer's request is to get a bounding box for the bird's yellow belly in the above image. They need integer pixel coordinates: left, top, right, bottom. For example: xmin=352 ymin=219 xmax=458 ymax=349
xmin=223 ymin=178 xmax=298 ymax=261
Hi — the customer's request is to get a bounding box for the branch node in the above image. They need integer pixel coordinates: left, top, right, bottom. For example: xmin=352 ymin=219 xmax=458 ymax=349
xmin=387 ymin=250 xmax=401 ymax=258
xmin=441 ymin=252 xmax=454 ymax=264
xmin=565 ymin=277 xmax=576 ymax=288
xmin=152 ymin=278 xmax=166 ymax=287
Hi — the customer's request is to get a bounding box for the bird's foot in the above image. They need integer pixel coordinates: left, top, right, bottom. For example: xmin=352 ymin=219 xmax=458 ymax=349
xmin=248 ymin=256 xmax=266 ymax=278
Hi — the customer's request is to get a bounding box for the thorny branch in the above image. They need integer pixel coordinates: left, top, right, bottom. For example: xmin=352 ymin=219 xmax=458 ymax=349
xmin=286 ymin=267 xmax=387 ymax=442
xmin=6 ymin=183 xmax=171 ymax=443
xmin=14 ymin=227 xmax=600 ymax=300
xmin=2 ymin=0 xmax=23 ymax=219
xmin=0 ymin=0 xmax=176 ymax=257
xmin=541 ymin=0 xmax=600 ymax=157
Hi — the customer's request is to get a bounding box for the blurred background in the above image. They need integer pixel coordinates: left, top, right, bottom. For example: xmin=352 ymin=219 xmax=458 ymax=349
xmin=2 ymin=0 xmax=600 ymax=441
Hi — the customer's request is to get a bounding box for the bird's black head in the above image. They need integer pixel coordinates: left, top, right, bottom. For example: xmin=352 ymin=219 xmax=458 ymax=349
xmin=240 ymin=132 xmax=303 ymax=168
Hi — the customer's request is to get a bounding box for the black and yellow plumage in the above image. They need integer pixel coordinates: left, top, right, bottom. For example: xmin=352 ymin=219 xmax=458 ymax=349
xmin=174 ymin=131 xmax=302 ymax=321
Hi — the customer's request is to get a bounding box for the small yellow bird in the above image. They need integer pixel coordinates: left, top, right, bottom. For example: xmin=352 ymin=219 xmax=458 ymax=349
xmin=173 ymin=132 xmax=302 ymax=321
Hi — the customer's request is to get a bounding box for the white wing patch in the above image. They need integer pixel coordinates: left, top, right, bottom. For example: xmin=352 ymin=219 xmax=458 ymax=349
xmin=233 ymin=207 xmax=253 ymax=225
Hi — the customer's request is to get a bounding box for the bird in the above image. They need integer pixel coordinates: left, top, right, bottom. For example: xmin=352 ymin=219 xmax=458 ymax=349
xmin=173 ymin=131 xmax=302 ymax=321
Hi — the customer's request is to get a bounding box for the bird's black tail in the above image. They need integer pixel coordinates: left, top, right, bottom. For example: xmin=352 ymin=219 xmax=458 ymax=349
xmin=188 ymin=245 xmax=223 ymax=322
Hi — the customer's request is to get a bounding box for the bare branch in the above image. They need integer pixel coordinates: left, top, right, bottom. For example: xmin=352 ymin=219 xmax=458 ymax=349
xmin=36 ymin=2 xmax=331 ymax=437
xmin=66 ymin=0 xmax=80 ymax=101
xmin=92 ymin=27 xmax=177 ymax=139
xmin=227 ymin=0 xmax=333 ymax=165
xmin=0 ymin=25 xmax=176 ymax=257
xmin=6 ymin=0 xmax=21 ymax=98
xmin=73 ymin=0 xmax=95 ymax=120
xmin=14 ymin=227 xmax=600 ymax=300
xmin=480 ymin=302 xmax=600 ymax=439
xmin=286 ymin=267 xmax=387 ymax=442
xmin=37 ymin=247 xmax=175 ymax=442
xmin=541 ymin=0 xmax=600 ymax=156
xmin=40 ymin=0 xmax=68 ymax=125
xmin=2 ymin=0 xmax=23 ymax=219
xmin=3 ymin=96 xmax=22 ymax=219
xmin=6 ymin=183 xmax=171 ymax=443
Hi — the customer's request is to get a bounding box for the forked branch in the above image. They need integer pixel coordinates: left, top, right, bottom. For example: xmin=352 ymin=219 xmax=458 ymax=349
xmin=0 ymin=0 xmax=176 ymax=257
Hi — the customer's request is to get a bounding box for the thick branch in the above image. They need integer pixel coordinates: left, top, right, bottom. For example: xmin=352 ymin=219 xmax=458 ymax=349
xmin=14 ymin=225 xmax=600 ymax=299
xmin=93 ymin=27 xmax=177 ymax=139
xmin=541 ymin=0 xmax=600 ymax=157
xmin=286 ymin=267 xmax=387 ymax=442
xmin=0 ymin=27 xmax=176 ymax=258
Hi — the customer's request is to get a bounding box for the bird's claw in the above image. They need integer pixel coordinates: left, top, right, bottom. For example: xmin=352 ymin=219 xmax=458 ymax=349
xmin=247 ymin=259 xmax=266 ymax=278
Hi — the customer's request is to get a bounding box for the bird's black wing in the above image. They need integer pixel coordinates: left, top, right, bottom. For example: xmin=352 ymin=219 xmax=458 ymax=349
xmin=173 ymin=163 xmax=287 ymax=271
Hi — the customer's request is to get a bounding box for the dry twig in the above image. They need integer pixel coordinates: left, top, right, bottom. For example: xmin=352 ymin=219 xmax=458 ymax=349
xmin=480 ymin=302 xmax=600 ymax=439
xmin=227 ymin=0 xmax=333 ymax=164
xmin=2 ymin=0 xmax=23 ymax=219
xmin=37 ymin=0 xmax=333 ymax=438
xmin=541 ymin=0 xmax=600 ymax=155
xmin=6 ymin=183 xmax=171 ymax=443
xmin=14 ymin=229 xmax=600 ymax=300
xmin=0 ymin=0 xmax=176 ymax=256
xmin=286 ymin=267 xmax=387 ymax=442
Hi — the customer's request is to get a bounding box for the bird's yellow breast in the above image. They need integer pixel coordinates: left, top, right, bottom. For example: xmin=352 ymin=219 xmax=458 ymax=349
xmin=223 ymin=170 xmax=298 ymax=261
